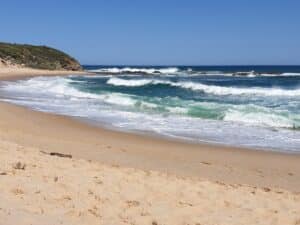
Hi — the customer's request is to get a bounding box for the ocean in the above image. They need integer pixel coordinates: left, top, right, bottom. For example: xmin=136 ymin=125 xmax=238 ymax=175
xmin=0 ymin=65 xmax=300 ymax=152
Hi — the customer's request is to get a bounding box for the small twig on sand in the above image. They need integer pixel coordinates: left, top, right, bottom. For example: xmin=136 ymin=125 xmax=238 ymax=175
xmin=40 ymin=151 xmax=72 ymax=159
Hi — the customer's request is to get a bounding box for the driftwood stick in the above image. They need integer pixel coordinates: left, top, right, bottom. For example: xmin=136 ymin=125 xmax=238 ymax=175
xmin=40 ymin=151 xmax=72 ymax=158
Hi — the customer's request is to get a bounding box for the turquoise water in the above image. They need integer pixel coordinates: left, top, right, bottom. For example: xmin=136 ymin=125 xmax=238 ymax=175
xmin=0 ymin=66 xmax=300 ymax=152
xmin=71 ymin=74 xmax=300 ymax=129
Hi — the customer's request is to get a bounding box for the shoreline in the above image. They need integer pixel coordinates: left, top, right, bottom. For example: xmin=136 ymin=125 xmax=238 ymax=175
xmin=2 ymin=70 xmax=298 ymax=155
xmin=1 ymin=68 xmax=300 ymax=224
xmin=76 ymin=114 xmax=300 ymax=155
xmin=0 ymin=66 xmax=90 ymax=80
xmin=0 ymin=68 xmax=300 ymax=192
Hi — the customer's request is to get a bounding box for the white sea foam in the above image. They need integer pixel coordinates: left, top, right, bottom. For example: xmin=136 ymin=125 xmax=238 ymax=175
xmin=2 ymin=77 xmax=101 ymax=99
xmin=167 ymin=106 xmax=188 ymax=114
xmin=99 ymin=93 xmax=137 ymax=106
xmin=173 ymin=82 xmax=300 ymax=96
xmin=107 ymin=77 xmax=153 ymax=86
xmin=281 ymin=73 xmax=300 ymax=76
xmin=107 ymin=77 xmax=173 ymax=87
xmin=224 ymin=108 xmax=295 ymax=128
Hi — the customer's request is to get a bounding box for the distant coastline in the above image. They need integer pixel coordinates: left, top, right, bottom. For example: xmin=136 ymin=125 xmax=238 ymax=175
xmin=0 ymin=42 xmax=89 ymax=79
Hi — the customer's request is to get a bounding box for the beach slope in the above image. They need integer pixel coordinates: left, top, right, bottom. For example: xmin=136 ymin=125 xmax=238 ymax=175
xmin=1 ymin=138 xmax=300 ymax=225
xmin=0 ymin=69 xmax=300 ymax=225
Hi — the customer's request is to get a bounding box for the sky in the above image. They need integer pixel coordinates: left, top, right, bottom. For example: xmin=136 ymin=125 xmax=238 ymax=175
xmin=0 ymin=0 xmax=300 ymax=65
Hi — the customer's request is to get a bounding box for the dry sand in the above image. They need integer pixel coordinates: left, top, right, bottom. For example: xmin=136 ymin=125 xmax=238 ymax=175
xmin=0 ymin=64 xmax=87 ymax=79
xmin=1 ymin=139 xmax=300 ymax=225
xmin=0 ymin=67 xmax=300 ymax=225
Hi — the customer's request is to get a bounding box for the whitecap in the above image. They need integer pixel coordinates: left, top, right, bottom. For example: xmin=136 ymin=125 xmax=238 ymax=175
xmin=107 ymin=77 xmax=153 ymax=86
xmin=89 ymin=67 xmax=179 ymax=75
xmin=281 ymin=73 xmax=300 ymax=76
xmin=106 ymin=77 xmax=300 ymax=97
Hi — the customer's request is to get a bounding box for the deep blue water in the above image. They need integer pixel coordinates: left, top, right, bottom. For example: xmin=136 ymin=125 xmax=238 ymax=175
xmin=83 ymin=65 xmax=300 ymax=74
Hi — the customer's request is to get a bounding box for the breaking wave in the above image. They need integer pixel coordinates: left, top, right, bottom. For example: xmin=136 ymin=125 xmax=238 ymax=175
xmin=223 ymin=105 xmax=300 ymax=129
xmin=89 ymin=67 xmax=179 ymax=75
xmin=107 ymin=77 xmax=300 ymax=97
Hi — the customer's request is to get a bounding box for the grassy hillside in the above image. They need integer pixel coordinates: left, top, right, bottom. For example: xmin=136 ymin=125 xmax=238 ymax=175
xmin=0 ymin=42 xmax=82 ymax=71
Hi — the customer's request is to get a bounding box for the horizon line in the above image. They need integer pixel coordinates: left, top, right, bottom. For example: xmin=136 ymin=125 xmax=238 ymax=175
xmin=82 ymin=64 xmax=300 ymax=67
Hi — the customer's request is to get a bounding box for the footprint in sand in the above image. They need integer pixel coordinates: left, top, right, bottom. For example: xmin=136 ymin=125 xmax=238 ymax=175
xmin=11 ymin=188 xmax=24 ymax=195
xmin=200 ymin=161 xmax=212 ymax=166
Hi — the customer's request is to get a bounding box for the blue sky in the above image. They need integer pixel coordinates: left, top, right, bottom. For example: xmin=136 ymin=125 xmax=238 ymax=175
xmin=1 ymin=0 xmax=300 ymax=65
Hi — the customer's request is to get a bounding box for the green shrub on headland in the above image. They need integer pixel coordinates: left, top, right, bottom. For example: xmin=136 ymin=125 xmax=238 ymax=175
xmin=0 ymin=42 xmax=82 ymax=71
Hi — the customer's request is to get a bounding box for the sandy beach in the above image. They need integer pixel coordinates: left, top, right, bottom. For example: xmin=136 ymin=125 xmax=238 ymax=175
xmin=0 ymin=66 xmax=87 ymax=80
xmin=1 ymin=67 xmax=300 ymax=225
